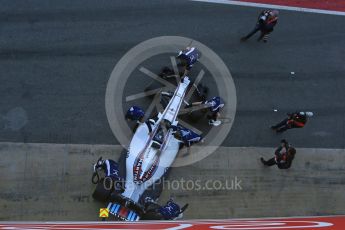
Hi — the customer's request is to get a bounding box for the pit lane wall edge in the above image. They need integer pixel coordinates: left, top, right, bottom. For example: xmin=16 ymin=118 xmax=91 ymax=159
xmin=0 ymin=216 xmax=345 ymax=230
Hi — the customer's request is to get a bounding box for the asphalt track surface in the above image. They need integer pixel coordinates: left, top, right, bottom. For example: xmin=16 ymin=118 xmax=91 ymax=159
xmin=1 ymin=0 xmax=345 ymax=149
xmin=1 ymin=1 xmax=345 ymax=222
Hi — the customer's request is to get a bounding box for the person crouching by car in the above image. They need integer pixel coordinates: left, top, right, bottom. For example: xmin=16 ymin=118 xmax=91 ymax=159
xmin=94 ymin=158 xmax=124 ymax=192
xmin=172 ymin=125 xmax=203 ymax=148
xmin=144 ymin=197 xmax=186 ymax=220
xmin=125 ymin=106 xmax=145 ymax=123
xmin=260 ymin=139 xmax=296 ymax=169
xmin=176 ymin=46 xmax=200 ymax=76
xmin=187 ymin=96 xmax=224 ymax=126
xmin=125 ymin=106 xmax=146 ymax=132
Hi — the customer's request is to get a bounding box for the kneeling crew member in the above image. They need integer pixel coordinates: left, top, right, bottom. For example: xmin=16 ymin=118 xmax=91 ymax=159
xmin=94 ymin=158 xmax=124 ymax=192
xmin=173 ymin=125 xmax=203 ymax=147
xmin=188 ymin=96 xmax=225 ymax=126
xmin=177 ymin=47 xmax=200 ymax=76
xmin=144 ymin=197 xmax=185 ymax=220
xmin=125 ymin=106 xmax=145 ymax=123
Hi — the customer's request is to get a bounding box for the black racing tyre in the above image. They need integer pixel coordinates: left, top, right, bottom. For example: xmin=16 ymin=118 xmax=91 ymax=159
xmin=141 ymin=210 xmax=164 ymax=220
xmin=92 ymin=177 xmax=112 ymax=202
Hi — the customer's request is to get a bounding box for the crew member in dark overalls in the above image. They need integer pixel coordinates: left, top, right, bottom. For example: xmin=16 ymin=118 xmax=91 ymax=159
xmin=187 ymin=96 xmax=225 ymax=126
xmin=125 ymin=106 xmax=145 ymax=123
xmin=125 ymin=106 xmax=146 ymax=132
xmin=94 ymin=158 xmax=124 ymax=192
xmin=241 ymin=9 xmax=279 ymax=43
xmin=260 ymin=139 xmax=296 ymax=169
xmin=144 ymin=197 xmax=184 ymax=220
xmin=176 ymin=47 xmax=200 ymax=76
xmin=172 ymin=125 xmax=203 ymax=147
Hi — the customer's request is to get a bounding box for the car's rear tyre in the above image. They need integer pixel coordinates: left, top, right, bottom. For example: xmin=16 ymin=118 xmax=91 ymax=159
xmin=141 ymin=210 xmax=164 ymax=220
xmin=92 ymin=177 xmax=112 ymax=202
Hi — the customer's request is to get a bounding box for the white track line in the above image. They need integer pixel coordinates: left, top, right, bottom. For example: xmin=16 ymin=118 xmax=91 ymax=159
xmin=190 ymin=0 xmax=345 ymax=16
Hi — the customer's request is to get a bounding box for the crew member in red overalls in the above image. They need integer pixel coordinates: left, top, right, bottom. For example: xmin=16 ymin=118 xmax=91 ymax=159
xmin=271 ymin=111 xmax=313 ymax=133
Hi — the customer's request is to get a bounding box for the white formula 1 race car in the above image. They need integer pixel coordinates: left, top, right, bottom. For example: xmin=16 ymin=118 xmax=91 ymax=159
xmin=92 ymin=77 xmax=192 ymax=221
